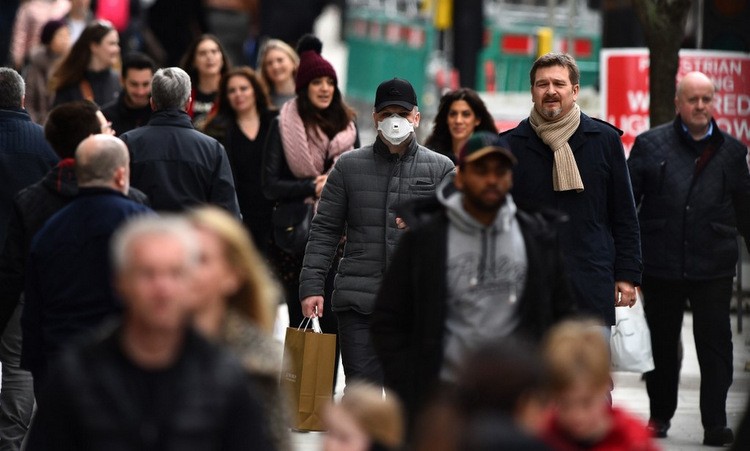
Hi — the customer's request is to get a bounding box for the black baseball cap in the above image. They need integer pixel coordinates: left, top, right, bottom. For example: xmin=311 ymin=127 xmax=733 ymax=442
xmin=458 ymin=131 xmax=517 ymax=167
xmin=374 ymin=78 xmax=418 ymax=112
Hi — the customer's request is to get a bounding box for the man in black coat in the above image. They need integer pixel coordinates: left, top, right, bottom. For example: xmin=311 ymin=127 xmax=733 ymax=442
xmin=0 ymin=67 xmax=58 ymax=248
xmin=628 ymin=71 xmax=750 ymax=446
xmin=101 ymin=52 xmax=155 ymax=136
xmin=372 ymin=132 xmax=575 ymax=423
xmin=120 ymin=67 xmax=240 ymax=217
xmin=26 ymin=215 xmax=272 ymax=451
xmin=498 ymin=53 xmax=641 ymax=329
xmin=21 ymin=135 xmax=153 ymax=394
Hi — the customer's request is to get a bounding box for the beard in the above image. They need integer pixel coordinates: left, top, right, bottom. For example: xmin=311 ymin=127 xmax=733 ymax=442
xmin=464 ymin=189 xmax=505 ymax=213
xmin=542 ymin=105 xmax=563 ymax=119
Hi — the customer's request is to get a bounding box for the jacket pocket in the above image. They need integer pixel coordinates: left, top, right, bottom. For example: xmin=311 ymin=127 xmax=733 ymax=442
xmin=409 ymin=182 xmax=435 ymax=192
xmin=710 ymin=222 xmax=739 ymax=238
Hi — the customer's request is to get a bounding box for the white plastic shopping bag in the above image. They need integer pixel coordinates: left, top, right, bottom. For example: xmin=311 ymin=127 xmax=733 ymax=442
xmin=611 ymin=295 xmax=655 ymax=373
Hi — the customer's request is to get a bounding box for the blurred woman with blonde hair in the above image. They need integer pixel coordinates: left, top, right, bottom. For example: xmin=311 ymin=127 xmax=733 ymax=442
xmin=257 ymin=38 xmax=299 ymax=108
xmin=188 ymin=206 xmax=290 ymax=451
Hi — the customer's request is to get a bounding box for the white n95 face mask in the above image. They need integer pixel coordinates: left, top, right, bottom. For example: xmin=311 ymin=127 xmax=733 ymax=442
xmin=377 ymin=114 xmax=414 ymax=145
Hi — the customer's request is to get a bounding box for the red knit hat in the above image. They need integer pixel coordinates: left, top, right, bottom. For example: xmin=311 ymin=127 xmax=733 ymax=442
xmin=295 ymin=35 xmax=337 ymax=93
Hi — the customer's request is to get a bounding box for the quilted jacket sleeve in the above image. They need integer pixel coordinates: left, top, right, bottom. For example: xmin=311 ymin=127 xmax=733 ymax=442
xmin=299 ymin=159 xmax=348 ymax=300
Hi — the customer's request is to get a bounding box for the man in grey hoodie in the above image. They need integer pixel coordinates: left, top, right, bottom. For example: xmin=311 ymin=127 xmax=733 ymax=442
xmin=372 ymin=131 xmax=575 ymax=422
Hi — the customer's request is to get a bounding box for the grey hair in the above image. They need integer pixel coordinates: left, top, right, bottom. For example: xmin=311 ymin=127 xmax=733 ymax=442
xmin=0 ymin=67 xmax=25 ymax=109
xmin=75 ymin=136 xmax=129 ymax=186
xmin=151 ymin=67 xmax=191 ymax=110
xmin=111 ymin=215 xmax=199 ymax=274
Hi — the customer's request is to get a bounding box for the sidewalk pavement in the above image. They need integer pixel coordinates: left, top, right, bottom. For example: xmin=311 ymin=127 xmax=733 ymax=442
xmin=292 ymin=7 xmax=750 ymax=450
xmin=288 ymin=311 xmax=750 ymax=451
xmin=613 ymin=312 xmax=750 ymax=450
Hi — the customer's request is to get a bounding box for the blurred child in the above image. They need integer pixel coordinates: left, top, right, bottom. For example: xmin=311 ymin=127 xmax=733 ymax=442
xmin=414 ymin=340 xmax=553 ymax=451
xmin=323 ymin=384 xmax=404 ymax=451
xmin=541 ymin=320 xmax=659 ymax=451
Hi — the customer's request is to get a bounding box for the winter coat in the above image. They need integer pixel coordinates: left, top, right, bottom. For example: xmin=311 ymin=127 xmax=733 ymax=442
xmin=52 ymin=69 xmax=121 ymax=107
xmin=27 ymin=325 xmax=273 ymax=451
xmin=498 ymin=113 xmax=642 ymax=325
xmin=542 ymin=407 xmax=658 ymax=451
xmin=20 ymin=188 xmax=153 ymax=388
xmin=206 ymin=110 xmax=278 ymax=252
xmin=23 ymin=48 xmax=62 ymax=124
xmin=101 ymin=90 xmax=153 ymax=136
xmin=120 ymin=109 xmax=241 ymax=216
xmin=0 ymin=107 xmax=58 ymax=247
xmin=0 ymin=160 xmax=149 ymax=334
xmin=299 ymin=137 xmax=454 ymax=314
xmin=628 ymin=116 xmax=750 ymax=280
xmin=371 ymin=182 xmax=575 ymax=419
xmin=261 ymin=116 xmax=361 ymax=204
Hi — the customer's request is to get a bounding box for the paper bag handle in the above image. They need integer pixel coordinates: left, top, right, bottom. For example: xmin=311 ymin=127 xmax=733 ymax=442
xmin=297 ymin=306 xmax=323 ymax=333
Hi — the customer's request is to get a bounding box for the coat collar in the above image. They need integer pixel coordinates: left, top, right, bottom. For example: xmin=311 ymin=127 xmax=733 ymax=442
xmin=147 ymin=109 xmax=195 ymax=129
xmin=673 ymin=115 xmax=725 ymax=150
xmin=373 ymin=134 xmax=419 ymax=160
xmin=508 ymin=111 xmax=603 ymax=157
xmin=0 ymin=108 xmax=32 ymax=122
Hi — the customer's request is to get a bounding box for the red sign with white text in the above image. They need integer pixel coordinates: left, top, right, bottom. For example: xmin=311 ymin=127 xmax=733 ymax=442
xmin=601 ymin=49 xmax=750 ymax=155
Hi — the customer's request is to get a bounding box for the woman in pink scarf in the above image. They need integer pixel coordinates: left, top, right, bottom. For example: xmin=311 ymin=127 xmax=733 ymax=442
xmin=262 ymin=34 xmax=357 ymax=361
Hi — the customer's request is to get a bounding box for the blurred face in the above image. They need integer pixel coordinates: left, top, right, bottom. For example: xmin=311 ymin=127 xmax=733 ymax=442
xmin=554 ymin=381 xmax=611 ymax=442
xmin=531 ymin=65 xmax=579 ymax=120
xmin=49 ymin=26 xmax=71 ymax=55
xmin=226 ymin=75 xmax=257 ymax=114
xmin=675 ymin=74 xmax=715 ymax=136
xmin=192 ymin=227 xmax=240 ymax=306
xmin=123 ymin=68 xmax=153 ymax=108
xmin=447 ymin=100 xmax=481 ymax=143
xmin=323 ymin=405 xmax=370 ymax=451
xmin=195 ymin=39 xmax=223 ymax=77
xmin=264 ymin=48 xmax=295 ymax=86
xmin=90 ymin=30 xmax=120 ymax=68
xmin=308 ymin=76 xmax=335 ymax=110
xmin=116 ymin=234 xmax=196 ymax=333
xmin=455 ymin=154 xmax=513 ymax=212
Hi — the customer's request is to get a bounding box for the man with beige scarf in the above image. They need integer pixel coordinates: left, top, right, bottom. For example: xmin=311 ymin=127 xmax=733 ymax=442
xmin=498 ymin=53 xmax=641 ymax=334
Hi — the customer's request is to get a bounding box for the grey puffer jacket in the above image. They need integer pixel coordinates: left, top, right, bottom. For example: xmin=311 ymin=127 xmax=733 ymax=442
xmin=300 ymin=136 xmax=454 ymax=314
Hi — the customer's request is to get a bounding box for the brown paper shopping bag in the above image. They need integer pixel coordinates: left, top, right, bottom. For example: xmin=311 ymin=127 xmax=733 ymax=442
xmin=281 ymin=318 xmax=336 ymax=431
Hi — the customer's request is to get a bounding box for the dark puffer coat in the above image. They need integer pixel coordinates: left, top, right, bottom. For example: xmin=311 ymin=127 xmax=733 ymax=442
xmin=299 ymin=137 xmax=454 ymax=314
xmin=628 ymin=116 xmax=750 ymax=279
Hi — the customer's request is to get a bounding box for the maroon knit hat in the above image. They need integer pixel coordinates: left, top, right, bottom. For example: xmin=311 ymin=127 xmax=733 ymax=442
xmin=295 ymin=34 xmax=337 ymax=93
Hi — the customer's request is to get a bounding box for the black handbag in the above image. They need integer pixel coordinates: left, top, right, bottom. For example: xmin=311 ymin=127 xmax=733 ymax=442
xmin=272 ymin=201 xmax=313 ymax=254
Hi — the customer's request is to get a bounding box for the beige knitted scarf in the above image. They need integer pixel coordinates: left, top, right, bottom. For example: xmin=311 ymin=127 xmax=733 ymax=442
xmin=529 ymin=103 xmax=584 ymax=192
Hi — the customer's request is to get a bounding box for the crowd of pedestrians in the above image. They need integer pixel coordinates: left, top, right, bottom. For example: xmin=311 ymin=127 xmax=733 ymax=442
xmin=0 ymin=3 xmax=749 ymax=450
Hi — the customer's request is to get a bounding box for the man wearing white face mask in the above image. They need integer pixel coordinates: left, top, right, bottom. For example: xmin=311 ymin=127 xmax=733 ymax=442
xmin=300 ymin=78 xmax=454 ymax=385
